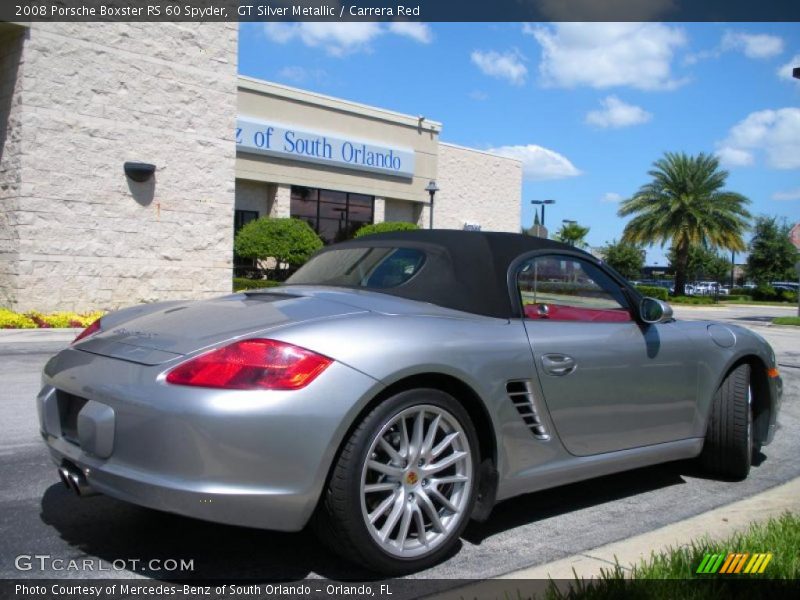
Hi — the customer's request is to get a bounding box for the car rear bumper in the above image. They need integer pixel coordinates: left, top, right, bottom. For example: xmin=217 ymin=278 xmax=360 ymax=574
xmin=38 ymin=348 xmax=382 ymax=531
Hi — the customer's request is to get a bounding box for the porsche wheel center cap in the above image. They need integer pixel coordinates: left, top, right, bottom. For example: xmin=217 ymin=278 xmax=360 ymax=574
xmin=405 ymin=471 xmax=419 ymax=486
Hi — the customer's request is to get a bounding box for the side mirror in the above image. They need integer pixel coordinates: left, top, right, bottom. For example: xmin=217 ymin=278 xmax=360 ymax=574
xmin=639 ymin=297 xmax=674 ymax=324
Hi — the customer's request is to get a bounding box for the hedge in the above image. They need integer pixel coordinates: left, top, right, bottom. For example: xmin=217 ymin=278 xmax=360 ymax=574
xmin=0 ymin=308 xmax=105 ymax=329
xmin=354 ymin=221 xmax=419 ymax=238
xmin=635 ymin=285 xmax=669 ymax=301
xmin=232 ymin=278 xmax=282 ymax=292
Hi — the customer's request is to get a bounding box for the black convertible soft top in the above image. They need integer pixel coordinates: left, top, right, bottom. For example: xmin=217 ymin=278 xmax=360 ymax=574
xmin=294 ymin=230 xmax=595 ymax=319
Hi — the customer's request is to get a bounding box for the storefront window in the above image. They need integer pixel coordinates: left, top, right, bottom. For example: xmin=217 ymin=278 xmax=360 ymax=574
xmin=291 ymin=186 xmax=374 ymax=244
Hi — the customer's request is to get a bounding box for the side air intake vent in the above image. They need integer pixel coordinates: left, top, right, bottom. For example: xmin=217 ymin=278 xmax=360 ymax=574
xmin=506 ymin=380 xmax=550 ymax=440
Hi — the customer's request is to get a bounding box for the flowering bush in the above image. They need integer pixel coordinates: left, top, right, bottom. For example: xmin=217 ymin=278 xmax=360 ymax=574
xmin=0 ymin=308 xmax=105 ymax=329
xmin=0 ymin=309 xmax=37 ymax=329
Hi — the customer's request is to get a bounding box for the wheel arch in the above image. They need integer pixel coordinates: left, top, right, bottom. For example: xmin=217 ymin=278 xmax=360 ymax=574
xmin=714 ymin=354 xmax=772 ymax=445
xmin=354 ymin=372 xmax=498 ymax=468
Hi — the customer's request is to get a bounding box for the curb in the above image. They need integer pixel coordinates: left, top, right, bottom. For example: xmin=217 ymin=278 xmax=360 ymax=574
xmin=431 ymin=478 xmax=800 ymax=599
xmin=0 ymin=328 xmax=81 ymax=343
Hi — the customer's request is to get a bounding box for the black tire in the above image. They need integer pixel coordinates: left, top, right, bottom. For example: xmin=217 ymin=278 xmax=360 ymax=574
xmin=700 ymin=364 xmax=753 ymax=480
xmin=313 ymin=388 xmax=479 ymax=574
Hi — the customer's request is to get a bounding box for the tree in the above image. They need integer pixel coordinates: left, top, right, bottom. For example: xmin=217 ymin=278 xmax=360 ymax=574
xmin=746 ymin=216 xmax=798 ymax=285
xmin=353 ymin=221 xmax=419 ymax=238
xmin=600 ymin=240 xmax=645 ymax=280
xmin=667 ymin=245 xmax=731 ymax=283
xmin=234 ymin=217 xmax=323 ymax=271
xmin=554 ymin=222 xmax=590 ymax=248
xmin=618 ymin=152 xmax=750 ymax=296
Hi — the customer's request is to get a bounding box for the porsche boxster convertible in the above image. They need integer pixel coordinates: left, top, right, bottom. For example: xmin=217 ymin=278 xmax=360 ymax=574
xmin=37 ymin=230 xmax=782 ymax=573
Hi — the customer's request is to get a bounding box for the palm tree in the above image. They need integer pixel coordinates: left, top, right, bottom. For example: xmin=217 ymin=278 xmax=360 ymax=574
xmin=554 ymin=221 xmax=590 ymax=248
xmin=618 ymin=152 xmax=751 ymax=296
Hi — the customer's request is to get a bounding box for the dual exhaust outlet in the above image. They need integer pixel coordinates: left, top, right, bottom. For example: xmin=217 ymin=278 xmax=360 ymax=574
xmin=58 ymin=464 xmax=96 ymax=497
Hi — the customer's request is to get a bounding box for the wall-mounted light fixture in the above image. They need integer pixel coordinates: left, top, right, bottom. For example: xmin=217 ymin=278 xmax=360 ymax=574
xmin=425 ymin=180 xmax=440 ymax=229
xmin=124 ymin=161 xmax=156 ymax=183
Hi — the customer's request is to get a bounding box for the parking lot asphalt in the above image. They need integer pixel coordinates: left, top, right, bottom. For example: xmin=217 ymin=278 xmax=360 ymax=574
xmin=0 ymin=305 xmax=796 ymax=582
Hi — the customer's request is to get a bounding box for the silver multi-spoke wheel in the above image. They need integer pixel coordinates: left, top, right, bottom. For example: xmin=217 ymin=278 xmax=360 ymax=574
xmin=360 ymin=404 xmax=473 ymax=558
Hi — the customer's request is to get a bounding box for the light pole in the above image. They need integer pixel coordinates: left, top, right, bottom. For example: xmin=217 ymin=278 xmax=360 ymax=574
xmin=730 ymin=250 xmax=736 ymax=290
xmin=425 ymin=180 xmax=439 ymax=229
xmin=530 ymin=199 xmax=556 ymax=228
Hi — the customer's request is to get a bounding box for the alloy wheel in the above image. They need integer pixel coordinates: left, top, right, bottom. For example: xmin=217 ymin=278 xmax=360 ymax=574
xmin=359 ymin=404 xmax=473 ymax=558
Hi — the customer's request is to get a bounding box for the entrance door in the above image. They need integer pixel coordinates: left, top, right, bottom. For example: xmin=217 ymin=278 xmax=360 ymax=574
xmin=517 ymin=254 xmax=697 ymax=456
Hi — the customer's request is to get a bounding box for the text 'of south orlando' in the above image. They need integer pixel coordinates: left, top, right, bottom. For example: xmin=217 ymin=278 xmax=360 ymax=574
xmin=238 ymin=5 xmax=422 ymax=17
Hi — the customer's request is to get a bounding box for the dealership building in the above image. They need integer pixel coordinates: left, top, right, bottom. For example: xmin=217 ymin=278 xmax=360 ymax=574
xmin=0 ymin=22 xmax=522 ymax=312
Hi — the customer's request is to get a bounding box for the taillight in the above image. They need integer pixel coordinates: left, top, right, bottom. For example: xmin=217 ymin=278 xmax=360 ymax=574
xmin=72 ymin=318 xmax=102 ymax=344
xmin=165 ymin=339 xmax=332 ymax=390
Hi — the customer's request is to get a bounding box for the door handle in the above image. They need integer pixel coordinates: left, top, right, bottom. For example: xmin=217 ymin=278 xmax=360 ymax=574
xmin=541 ymin=354 xmax=576 ymax=376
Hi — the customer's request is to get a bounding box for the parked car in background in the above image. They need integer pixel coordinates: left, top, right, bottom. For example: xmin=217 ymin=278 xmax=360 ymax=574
xmin=37 ymin=231 xmax=782 ymax=573
xmin=771 ymin=282 xmax=799 ymax=293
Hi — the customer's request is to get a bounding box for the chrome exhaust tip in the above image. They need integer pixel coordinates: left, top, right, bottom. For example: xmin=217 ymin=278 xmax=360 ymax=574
xmin=58 ymin=464 xmax=97 ymax=497
xmin=58 ymin=466 xmax=72 ymax=490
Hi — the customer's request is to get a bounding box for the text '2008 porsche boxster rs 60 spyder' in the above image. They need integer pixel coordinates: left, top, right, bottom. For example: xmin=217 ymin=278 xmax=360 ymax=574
xmin=38 ymin=230 xmax=781 ymax=573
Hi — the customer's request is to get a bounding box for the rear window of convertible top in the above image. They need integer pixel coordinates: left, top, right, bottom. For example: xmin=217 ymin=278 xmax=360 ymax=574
xmin=286 ymin=247 xmax=426 ymax=289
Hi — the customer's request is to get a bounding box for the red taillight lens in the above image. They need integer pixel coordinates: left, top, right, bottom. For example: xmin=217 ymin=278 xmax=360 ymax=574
xmin=165 ymin=339 xmax=332 ymax=390
xmin=72 ymin=318 xmax=102 ymax=344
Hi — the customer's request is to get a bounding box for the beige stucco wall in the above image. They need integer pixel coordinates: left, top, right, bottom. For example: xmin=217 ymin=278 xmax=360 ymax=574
xmin=435 ymin=143 xmax=522 ymax=232
xmin=1 ymin=22 xmax=238 ymax=312
xmin=236 ymin=78 xmax=440 ymax=205
xmin=0 ymin=25 xmax=25 ymax=308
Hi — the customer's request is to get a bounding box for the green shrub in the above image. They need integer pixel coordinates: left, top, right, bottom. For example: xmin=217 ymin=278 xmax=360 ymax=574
xmin=781 ymin=290 xmax=798 ymax=303
xmin=353 ymin=221 xmax=419 ymax=238
xmin=752 ymin=285 xmax=779 ymax=301
xmin=0 ymin=308 xmax=36 ymax=329
xmin=670 ymin=295 xmax=715 ymax=305
xmin=635 ymin=285 xmax=668 ymax=301
xmin=234 ymin=217 xmax=322 ymax=267
xmin=723 ymin=294 xmax=752 ymax=302
xmin=233 ymin=278 xmax=281 ymax=292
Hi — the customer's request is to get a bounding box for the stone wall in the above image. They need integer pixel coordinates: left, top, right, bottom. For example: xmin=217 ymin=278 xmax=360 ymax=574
xmin=435 ymin=143 xmax=522 ymax=233
xmin=0 ymin=26 xmax=25 ymax=308
xmin=3 ymin=23 xmax=238 ymax=312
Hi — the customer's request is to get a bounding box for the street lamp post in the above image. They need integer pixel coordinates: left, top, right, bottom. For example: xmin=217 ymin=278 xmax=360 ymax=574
xmin=425 ymin=180 xmax=440 ymax=229
xmin=730 ymin=250 xmax=736 ymax=290
xmin=530 ymin=199 xmax=556 ymax=228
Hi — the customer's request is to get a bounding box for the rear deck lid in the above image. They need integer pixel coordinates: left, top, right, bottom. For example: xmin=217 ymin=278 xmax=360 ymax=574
xmin=75 ymin=291 xmax=367 ymax=365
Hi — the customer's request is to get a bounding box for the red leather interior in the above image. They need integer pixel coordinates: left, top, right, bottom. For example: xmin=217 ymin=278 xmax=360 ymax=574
xmin=524 ymin=303 xmax=632 ymax=322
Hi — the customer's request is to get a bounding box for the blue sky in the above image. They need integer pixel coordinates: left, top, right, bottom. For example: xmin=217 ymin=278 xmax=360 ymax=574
xmin=239 ymin=22 xmax=800 ymax=264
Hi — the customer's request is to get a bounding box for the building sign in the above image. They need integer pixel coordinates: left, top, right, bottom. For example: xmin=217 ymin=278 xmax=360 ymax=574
xmin=236 ymin=117 xmax=415 ymax=179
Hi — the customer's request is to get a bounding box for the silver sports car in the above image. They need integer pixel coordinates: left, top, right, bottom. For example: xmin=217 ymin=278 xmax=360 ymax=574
xmin=38 ymin=230 xmax=782 ymax=573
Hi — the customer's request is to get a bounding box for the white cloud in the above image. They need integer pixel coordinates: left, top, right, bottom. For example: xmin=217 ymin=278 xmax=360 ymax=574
xmin=721 ymin=31 xmax=784 ymax=59
xmin=585 ymin=96 xmax=652 ymax=128
xmin=526 ymin=23 xmax=687 ymax=91
xmin=468 ymin=90 xmax=489 ymax=101
xmin=687 ymin=30 xmax=784 ymax=65
xmin=717 ymin=108 xmax=800 ymax=170
xmin=276 ymin=66 xmax=327 ymax=85
xmin=387 ymin=22 xmax=433 ymax=44
xmin=777 ymin=54 xmax=800 ymax=81
xmin=601 ymin=192 xmax=624 ymax=203
xmin=471 ymin=50 xmax=528 ymax=86
xmin=772 ymin=188 xmax=800 ymax=201
xmin=263 ymin=22 xmax=431 ymax=57
xmin=487 ymin=144 xmax=581 ymax=181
